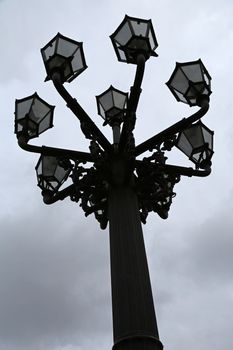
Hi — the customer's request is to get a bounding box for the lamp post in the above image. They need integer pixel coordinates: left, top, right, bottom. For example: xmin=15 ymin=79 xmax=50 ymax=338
xmin=14 ymin=15 xmax=214 ymax=350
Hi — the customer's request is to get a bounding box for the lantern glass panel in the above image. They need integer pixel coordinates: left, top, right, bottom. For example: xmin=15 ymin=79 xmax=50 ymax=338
xmin=182 ymin=64 xmax=203 ymax=82
xmin=174 ymin=89 xmax=187 ymax=103
xmin=57 ymin=37 xmax=78 ymax=57
xmin=131 ymin=20 xmax=148 ymax=36
xmin=148 ymin=28 xmax=156 ymax=50
xmin=114 ymin=22 xmax=132 ymax=45
xmin=71 ymin=49 xmax=83 ymax=71
xmin=32 ymin=98 xmax=51 ymax=121
xmin=43 ymin=41 xmax=56 ymax=61
xmin=99 ymin=91 xmax=114 ymax=112
xmin=171 ymin=69 xmax=189 ymax=93
xmin=99 ymin=104 xmax=105 ymax=118
xmin=43 ymin=156 xmax=57 ymax=177
xmin=202 ymin=127 xmax=213 ymax=149
xmin=55 ymin=166 xmax=67 ymax=183
xmin=177 ymin=133 xmax=193 ymax=157
xmin=38 ymin=112 xmax=53 ymax=134
xmin=113 ymin=91 xmax=127 ymax=109
xmin=118 ymin=48 xmax=126 ymax=61
xmin=183 ymin=123 xmax=203 ymax=148
xmin=16 ymin=99 xmax=32 ymax=119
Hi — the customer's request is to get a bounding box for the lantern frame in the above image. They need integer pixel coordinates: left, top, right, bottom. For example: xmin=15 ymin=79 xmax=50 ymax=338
xmin=166 ymin=59 xmax=212 ymax=106
xmin=176 ymin=120 xmax=214 ymax=169
xmin=41 ymin=32 xmax=87 ymax=83
xmin=96 ymin=85 xmax=128 ymax=126
xmin=110 ymin=15 xmax=158 ymax=64
xmin=35 ymin=155 xmax=71 ymax=193
xmin=15 ymin=92 xmax=54 ymax=139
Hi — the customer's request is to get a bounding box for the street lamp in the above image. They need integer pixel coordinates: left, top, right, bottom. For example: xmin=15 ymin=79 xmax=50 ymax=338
xmin=96 ymin=86 xmax=128 ymax=146
xmin=41 ymin=32 xmax=87 ymax=83
xmin=166 ymin=59 xmax=212 ymax=106
xmin=14 ymin=15 xmax=214 ymax=350
xmin=15 ymin=92 xmax=54 ymax=139
xmin=36 ymin=155 xmax=72 ymax=193
xmin=176 ymin=121 xmax=214 ymax=169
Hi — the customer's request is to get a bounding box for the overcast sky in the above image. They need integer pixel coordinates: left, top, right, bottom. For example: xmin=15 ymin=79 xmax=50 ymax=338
xmin=0 ymin=1 xmax=233 ymax=350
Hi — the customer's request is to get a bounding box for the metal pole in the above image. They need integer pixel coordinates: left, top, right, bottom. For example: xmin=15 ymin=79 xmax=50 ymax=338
xmin=108 ymin=184 xmax=163 ymax=350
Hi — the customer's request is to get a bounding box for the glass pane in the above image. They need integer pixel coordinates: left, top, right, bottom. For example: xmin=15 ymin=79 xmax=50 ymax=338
xmin=71 ymin=49 xmax=84 ymax=72
xmin=202 ymin=126 xmax=213 ymax=149
xmin=118 ymin=47 xmax=127 ymax=61
xmin=38 ymin=114 xmax=51 ymax=134
xmin=114 ymin=22 xmax=132 ymax=45
xmin=131 ymin=20 xmax=148 ymax=37
xmin=99 ymin=90 xmax=114 ymax=111
xmin=37 ymin=159 xmax=42 ymax=175
xmin=189 ymin=98 xmax=197 ymax=105
xmin=148 ymin=29 xmax=156 ymax=50
xmin=173 ymin=89 xmax=187 ymax=103
xmin=43 ymin=40 xmax=56 ymax=60
xmin=16 ymin=122 xmax=23 ymax=133
xmin=183 ymin=124 xmax=203 ymax=148
xmin=55 ymin=166 xmax=67 ymax=183
xmin=31 ymin=98 xmax=50 ymax=121
xmin=192 ymin=151 xmax=202 ymax=163
xmin=16 ymin=99 xmax=33 ymax=119
xmin=177 ymin=133 xmax=192 ymax=157
xmin=171 ymin=69 xmax=189 ymax=93
xmin=43 ymin=156 xmax=57 ymax=176
xmin=57 ymin=37 xmax=78 ymax=57
xmin=99 ymin=103 xmax=105 ymax=118
xmin=113 ymin=91 xmax=127 ymax=109
xmin=49 ymin=180 xmax=59 ymax=191
xmin=203 ymin=72 xmax=210 ymax=85
xmin=181 ymin=64 xmax=203 ymax=82
xmin=27 ymin=120 xmax=38 ymax=137
xmin=29 ymin=108 xmax=42 ymax=124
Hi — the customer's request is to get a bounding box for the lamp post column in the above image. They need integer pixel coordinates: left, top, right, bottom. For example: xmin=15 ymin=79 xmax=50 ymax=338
xmin=108 ymin=183 xmax=163 ymax=350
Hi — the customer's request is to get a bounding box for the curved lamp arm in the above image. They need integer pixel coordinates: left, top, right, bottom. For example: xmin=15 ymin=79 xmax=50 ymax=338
xmin=134 ymin=96 xmax=210 ymax=157
xmin=52 ymin=72 xmax=112 ymax=153
xmin=135 ymin=159 xmax=211 ymax=178
xmin=161 ymin=163 xmax=211 ymax=177
xmin=42 ymin=184 xmax=75 ymax=204
xmin=119 ymin=53 xmax=146 ymax=151
xmin=18 ymin=133 xmax=94 ymax=163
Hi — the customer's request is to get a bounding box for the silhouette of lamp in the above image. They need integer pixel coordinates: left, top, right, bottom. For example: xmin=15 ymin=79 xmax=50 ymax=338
xmin=110 ymin=15 xmax=158 ymax=64
xmin=176 ymin=120 xmax=214 ymax=169
xmin=36 ymin=155 xmax=71 ymax=193
xmin=166 ymin=59 xmax=212 ymax=106
xmin=41 ymin=32 xmax=87 ymax=83
xmin=96 ymin=86 xmax=128 ymax=145
xmin=15 ymin=92 xmax=54 ymax=139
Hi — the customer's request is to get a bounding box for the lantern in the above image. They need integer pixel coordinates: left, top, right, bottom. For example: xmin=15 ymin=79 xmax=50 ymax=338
xmin=166 ymin=59 xmax=211 ymax=106
xmin=15 ymin=93 xmax=54 ymax=139
xmin=110 ymin=15 xmax=158 ymax=64
xmin=41 ymin=32 xmax=87 ymax=83
xmin=176 ymin=121 xmax=214 ymax=169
